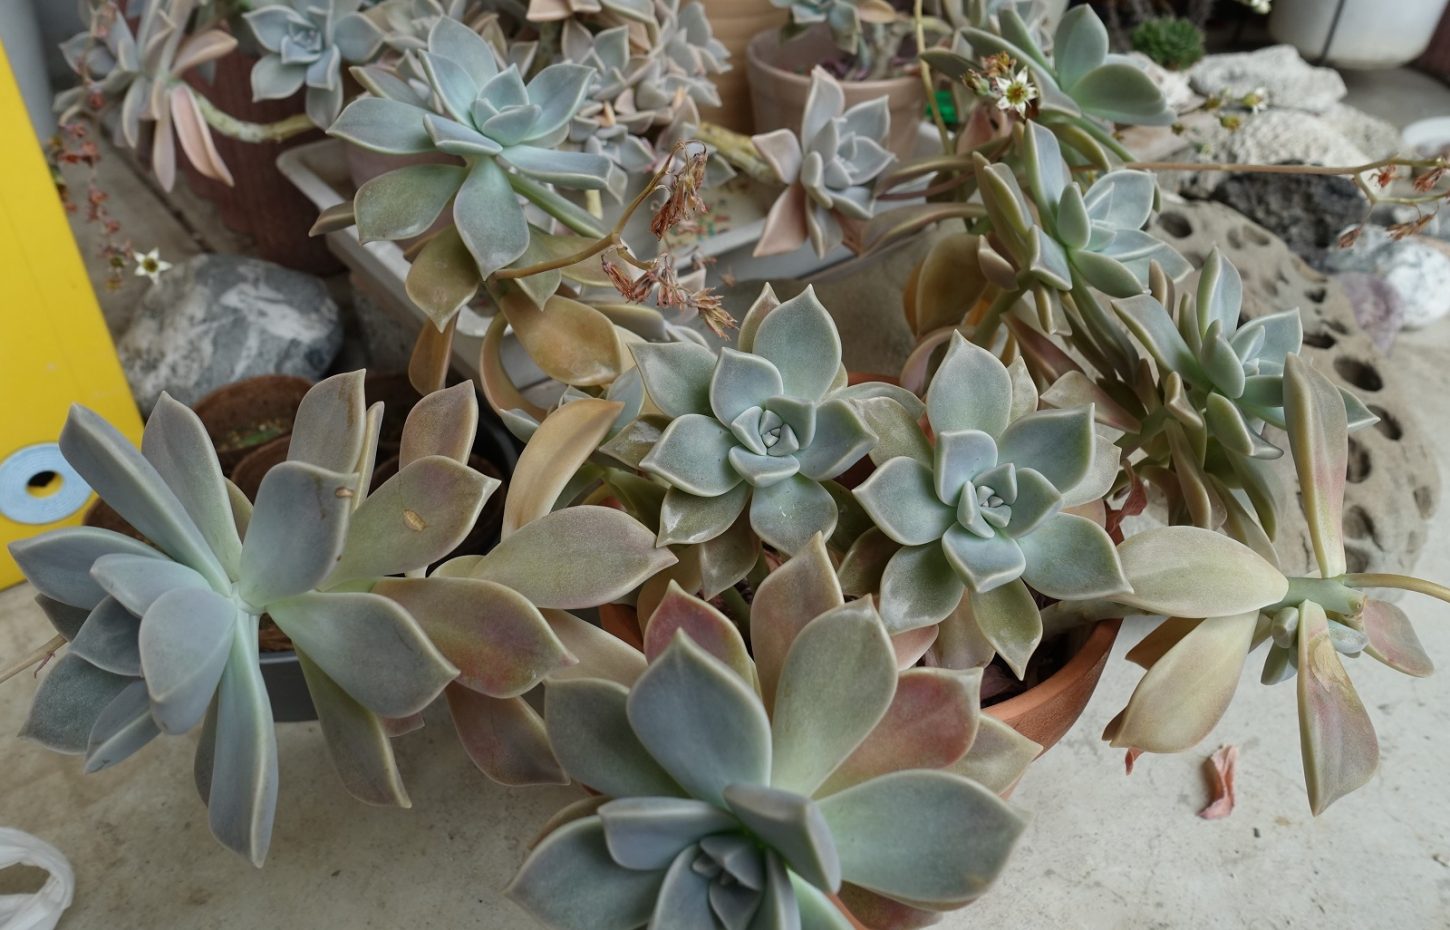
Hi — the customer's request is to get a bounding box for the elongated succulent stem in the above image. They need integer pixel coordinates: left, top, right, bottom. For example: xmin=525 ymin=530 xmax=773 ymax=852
xmin=1120 ymin=155 xmax=1445 ymax=177
xmin=494 ymin=233 xmax=622 ymax=280
xmin=1343 ymin=573 xmax=1450 ymax=605
xmin=1272 ymin=577 xmax=1367 ymax=617
xmin=0 ymin=635 xmax=66 ymax=685
xmin=690 ymin=122 xmax=778 ymax=185
xmin=971 ymin=288 xmax=1022 ymax=346
xmin=508 ymin=173 xmax=610 ymax=238
xmin=188 ymin=88 xmax=316 ymax=144
xmin=915 ymin=0 xmax=953 ymax=157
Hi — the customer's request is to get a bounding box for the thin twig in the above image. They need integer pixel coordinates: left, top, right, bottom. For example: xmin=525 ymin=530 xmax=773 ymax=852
xmin=0 ymin=635 xmax=67 ymax=686
xmin=915 ymin=0 xmax=953 ymax=156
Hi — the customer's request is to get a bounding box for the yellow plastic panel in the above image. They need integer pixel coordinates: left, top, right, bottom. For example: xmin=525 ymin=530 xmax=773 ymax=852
xmin=0 ymin=44 xmax=141 ymax=588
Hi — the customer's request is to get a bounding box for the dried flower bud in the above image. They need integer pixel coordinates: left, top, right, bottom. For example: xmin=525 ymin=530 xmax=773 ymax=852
xmin=1388 ymin=215 xmax=1433 ymax=240
xmin=651 ymin=144 xmax=709 ymax=240
xmin=1413 ymin=164 xmax=1447 ymax=193
xmin=1337 ymin=226 xmax=1363 ymax=249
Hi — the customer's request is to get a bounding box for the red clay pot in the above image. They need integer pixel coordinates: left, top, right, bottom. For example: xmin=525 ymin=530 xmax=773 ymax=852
xmin=985 ymin=618 xmax=1121 ymax=754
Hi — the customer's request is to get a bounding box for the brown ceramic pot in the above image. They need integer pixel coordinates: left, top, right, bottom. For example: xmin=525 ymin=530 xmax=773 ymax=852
xmin=229 ymin=435 xmax=293 ymax=502
xmin=191 ymin=374 xmax=314 ymax=475
xmin=746 ymin=26 xmax=926 ymax=161
xmin=985 ymin=618 xmax=1122 ymax=753
xmin=700 ymin=0 xmax=790 ymax=131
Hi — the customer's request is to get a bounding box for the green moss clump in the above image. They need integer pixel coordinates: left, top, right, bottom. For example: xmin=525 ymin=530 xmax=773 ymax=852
xmin=1131 ymin=17 xmax=1206 ymax=71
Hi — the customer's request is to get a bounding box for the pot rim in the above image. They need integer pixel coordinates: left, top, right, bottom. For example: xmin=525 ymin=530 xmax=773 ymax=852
xmin=984 ymin=617 xmax=1122 ymax=723
xmin=744 ymin=25 xmax=922 ymax=91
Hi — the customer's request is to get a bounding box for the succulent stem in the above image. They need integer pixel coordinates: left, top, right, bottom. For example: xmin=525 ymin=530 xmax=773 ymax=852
xmin=187 ymin=87 xmax=316 ymax=144
xmin=688 ymin=122 xmax=778 ymax=185
xmin=1342 ymin=573 xmax=1450 ymax=606
xmin=508 ymin=173 xmax=609 ymax=238
xmin=1273 ymin=577 xmax=1366 ymax=617
xmin=915 ymin=0 xmax=953 ymax=157
xmin=0 ymin=635 xmax=67 ymax=685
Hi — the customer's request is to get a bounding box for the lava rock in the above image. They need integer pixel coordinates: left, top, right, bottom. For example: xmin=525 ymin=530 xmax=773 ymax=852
xmin=1209 ymin=171 xmax=1367 ymax=267
xmin=1149 ymin=200 xmax=1439 ymax=579
xmin=116 ymin=254 xmax=342 ymax=413
xmin=1322 ymin=224 xmax=1450 ymax=329
xmin=1189 ymin=45 xmax=1346 ymax=113
xmin=1333 ymin=271 xmax=1404 ymax=353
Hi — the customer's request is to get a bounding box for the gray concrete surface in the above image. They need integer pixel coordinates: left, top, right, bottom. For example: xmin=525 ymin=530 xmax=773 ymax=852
xmin=1 ymin=321 xmax=1447 ymax=928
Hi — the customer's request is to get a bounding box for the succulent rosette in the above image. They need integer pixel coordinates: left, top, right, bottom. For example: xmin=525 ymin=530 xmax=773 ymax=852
xmin=508 ymin=538 xmax=1028 ymax=930
xmin=852 ymin=333 xmax=1128 ymax=649
xmin=752 ymin=68 xmax=895 ymax=258
xmin=632 ymin=287 xmax=876 ymax=554
xmin=246 ymin=0 xmax=384 ymax=127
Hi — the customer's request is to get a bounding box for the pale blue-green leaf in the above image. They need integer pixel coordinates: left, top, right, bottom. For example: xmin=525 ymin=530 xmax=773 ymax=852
xmin=286 ymin=370 xmax=367 ymax=473
xmin=421 ymin=50 xmax=479 ymax=123
xmin=238 ymin=461 xmax=355 ymax=606
xmin=454 ymin=158 xmax=530 ymax=280
xmin=927 ymin=333 xmax=1014 ymax=438
xmin=1024 ymin=121 xmax=1069 ymax=213
xmin=658 ymin=483 xmax=750 ymax=547
xmin=750 ymin=287 xmax=842 ymax=402
xmin=1055 ymin=185 xmax=1092 ymax=251
xmin=1017 ymin=513 xmax=1128 ymax=600
xmin=599 ymin=797 xmax=737 ymax=870
xmin=525 ymin=63 xmax=594 ymax=138
xmin=138 ymin=586 xmax=235 ymax=733
xmin=35 ymin=595 xmax=88 ymax=641
xmin=269 ymin=591 xmax=457 ymax=717
xmin=750 ymin=474 xmax=838 ymax=554
xmin=1030 ymin=226 xmax=1073 ymax=290
xmin=207 ymin=620 xmax=278 ymax=866
xmin=332 ymin=12 xmax=381 ymax=61
xmin=879 ymin=543 xmax=965 ymax=633
xmin=1201 ymin=323 xmax=1247 ymax=398
xmin=423 ymin=113 xmax=503 ymax=157
xmin=19 ymin=654 xmax=132 ymax=754
xmin=296 ymin=649 xmax=409 ymax=806
xmin=1070 ymin=62 xmax=1173 ymax=125
xmin=969 ymin=578 xmax=1041 ymax=679
xmin=1072 ymin=249 xmax=1143 ymax=298
xmin=729 ymin=448 xmax=799 ymax=487
xmin=627 ymin=635 xmax=772 ymax=806
xmin=354 ymin=163 xmax=465 ymax=241
xmin=818 ymin=770 xmax=1025 ymax=907
xmin=725 ymin=784 xmax=841 ymax=892
xmin=10 ymin=528 xmax=162 ymax=610
xmin=400 ymin=381 xmax=478 ymax=467
xmin=502 ymin=145 xmax=611 ymax=190
xmin=428 ymin=15 xmax=499 ymax=84
xmin=1054 ymin=5 xmax=1109 ymax=89
xmin=853 ymin=397 xmax=931 ymax=467
xmin=327 ymin=97 xmax=432 ymax=154
xmin=795 ymin=400 xmax=875 ymax=481
xmin=507 ymin=817 xmax=664 ymax=930
xmin=84 ymin=679 xmax=159 ymax=773
xmin=853 ymin=457 xmax=955 ymax=546
xmin=649 ymin=844 xmax=716 ymax=927
xmin=142 ymin=393 xmax=243 ymax=576
xmin=545 ymin=678 xmax=683 ymax=797
xmin=91 ymin=552 xmax=209 ymax=617
xmin=631 ymin=342 xmax=717 ymax=418
xmin=1082 ymin=170 xmax=1155 ymax=230
xmin=641 ymin=414 xmax=743 ymax=497
xmin=1114 ymin=526 xmax=1287 ymax=617
xmin=445 ymin=684 xmax=567 ymax=786
xmin=1005 ymin=467 xmax=1063 ymax=537
xmin=711 ymin=348 xmax=784 ymax=424
xmin=66 ymin=599 xmax=141 ymax=677
xmin=997 ymin=406 xmax=1094 ymax=492
xmin=1113 ymin=294 xmax=1201 ymax=376
xmin=942 ymin=526 xmax=1026 ymax=594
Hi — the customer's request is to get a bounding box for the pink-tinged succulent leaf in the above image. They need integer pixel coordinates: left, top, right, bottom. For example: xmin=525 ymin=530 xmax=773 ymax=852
xmin=749 ymin=534 xmax=845 ymax=710
xmin=506 ymin=817 xmax=665 ymax=930
xmin=770 ymin=601 xmax=897 ymax=796
xmin=931 ymin=596 xmax=998 ymax=669
xmin=1108 ymin=610 xmax=1257 ymax=753
xmin=544 ymin=678 xmax=683 ymax=797
xmin=1198 ymin=744 xmax=1237 ymax=820
xmin=502 ymin=399 xmax=623 ymax=536
xmin=383 ymin=714 xmax=425 ymax=737
xmin=1283 ymin=355 xmax=1350 ymax=579
xmin=285 ymin=371 xmax=368 ymax=474
xmin=239 ymin=461 xmax=356 ymax=605
xmin=1040 ymin=371 xmax=1141 ymax=433
xmin=643 ymin=582 xmax=753 ymax=685
xmin=950 ymin=716 xmax=1040 ymax=794
xmin=862 ymin=202 xmax=987 ymax=256
xmin=890 ymin=625 xmax=938 ymax=669
xmin=474 ymin=506 xmax=676 ymax=611
xmin=328 ymin=455 xmax=495 ymax=583
xmin=268 ymin=591 xmax=457 ymax=718
xmin=409 ymin=313 xmax=457 ymax=395
xmin=754 ymin=183 xmax=810 ymax=258
xmin=500 ymin=290 xmax=626 ymax=387
xmin=295 ymin=649 xmax=410 ymax=807
xmin=911 ymin=233 xmax=987 ymax=337
xmin=173 ymin=29 xmax=237 ymax=73
xmin=1360 ymin=598 xmax=1433 ymax=677
xmin=480 ymin=314 xmax=545 ymax=420
xmin=152 ymin=101 xmax=176 ymax=190
xmin=542 ymin=609 xmax=648 ymax=687
xmin=967 ymin=579 xmax=1041 ymax=680
xmin=1297 ymin=600 xmax=1379 ymax=815
xmin=627 ymin=635 xmax=772 ymax=807
xmin=1124 ymin=746 xmax=1144 ymax=775
xmin=374 ymin=577 xmax=573 ymax=698
xmin=1114 ymin=526 xmax=1287 ymax=618
xmin=406 ymin=227 xmax=483 ymax=328
xmin=635 ymin=549 xmax=704 ymax=632
xmin=1124 ymin=618 xmax=1199 ymax=669
xmin=838 ymin=883 xmax=942 ymax=930
xmin=445 ymin=684 xmax=567 ymax=786
xmin=820 ymin=668 xmax=982 ymax=797
xmin=58 ymin=406 xmax=227 ymax=590
xmin=752 ymin=128 xmax=803 ymax=183
xmin=143 ymin=393 xmax=243 ymax=576
xmin=736 ymin=284 xmax=782 ymax=354
xmin=352 ymin=402 xmax=385 ymax=510
xmin=169 ymin=85 xmax=234 ymax=185
xmin=399 ymin=382 xmax=478 ymax=467
xmin=529 ymin=795 xmax=608 ymax=851
xmin=817 ymin=770 xmax=1025 ymax=908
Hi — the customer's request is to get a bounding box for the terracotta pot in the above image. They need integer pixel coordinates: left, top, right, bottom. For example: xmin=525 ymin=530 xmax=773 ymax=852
xmin=746 ymin=26 xmax=926 ymax=162
xmin=985 ymin=618 xmax=1121 ymax=753
xmin=699 ymin=0 xmax=790 ymax=132
xmin=181 ymin=53 xmax=339 ymax=274
xmin=191 ymin=374 xmax=314 ymax=476
xmin=230 ymin=436 xmax=292 ymax=502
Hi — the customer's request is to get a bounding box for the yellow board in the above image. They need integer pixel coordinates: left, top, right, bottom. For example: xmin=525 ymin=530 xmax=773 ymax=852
xmin=0 ymin=43 xmax=141 ymax=588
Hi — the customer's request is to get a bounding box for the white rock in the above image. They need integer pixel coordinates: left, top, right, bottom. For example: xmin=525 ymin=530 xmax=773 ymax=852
xmin=116 ymin=254 xmax=342 ymax=412
xmin=1166 ymin=109 xmax=1373 ymax=197
xmin=1189 ymin=45 xmax=1346 ymax=114
xmin=1323 ymin=225 xmax=1450 ymax=329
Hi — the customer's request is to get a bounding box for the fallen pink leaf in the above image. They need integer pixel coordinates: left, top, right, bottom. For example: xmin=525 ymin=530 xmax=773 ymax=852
xmin=1199 ymin=744 xmax=1239 ymax=819
xmin=1124 ymin=747 xmax=1144 ymax=775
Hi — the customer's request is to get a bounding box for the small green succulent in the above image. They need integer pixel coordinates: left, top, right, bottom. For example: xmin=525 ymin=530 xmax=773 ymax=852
xmin=1130 ymin=16 xmax=1205 ymax=71
xmin=851 ymin=333 xmax=1127 ymax=657
xmin=508 ymin=538 xmax=1027 ymax=930
xmin=632 ymin=287 xmax=877 ymax=554
xmin=752 ymin=68 xmax=895 ymax=258
xmin=246 ymin=0 xmax=384 ymax=128
xmin=327 ymin=16 xmax=610 ymax=323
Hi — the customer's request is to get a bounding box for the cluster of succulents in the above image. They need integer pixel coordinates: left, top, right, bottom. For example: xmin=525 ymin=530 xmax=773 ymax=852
xmin=245 ymin=0 xmax=384 ymax=128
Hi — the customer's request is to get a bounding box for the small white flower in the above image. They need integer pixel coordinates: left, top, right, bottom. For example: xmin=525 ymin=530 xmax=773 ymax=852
xmin=994 ymin=69 xmax=1037 ymax=116
xmin=1242 ymin=86 xmax=1269 ymax=113
xmin=133 ymin=248 xmax=173 ymax=284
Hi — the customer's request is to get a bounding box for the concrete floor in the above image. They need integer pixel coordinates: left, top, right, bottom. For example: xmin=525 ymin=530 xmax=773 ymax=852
xmin=0 ymin=321 xmax=1446 ymax=928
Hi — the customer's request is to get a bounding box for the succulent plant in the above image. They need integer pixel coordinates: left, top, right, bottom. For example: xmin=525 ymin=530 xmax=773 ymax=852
xmin=773 ymin=0 xmax=897 ymax=56
xmin=246 ymin=0 xmax=384 ymax=128
xmin=56 ymin=0 xmax=239 ymax=190
xmin=509 ymin=537 xmax=1029 ymax=930
xmin=327 ymin=16 xmax=612 ymax=324
xmin=631 ymin=286 xmax=876 ymax=554
xmin=850 ymin=333 xmax=1126 ymax=658
xmin=1130 ymin=16 xmax=1205 ymax=71
xmin=752 ymin=68 xmax=895 ymax=258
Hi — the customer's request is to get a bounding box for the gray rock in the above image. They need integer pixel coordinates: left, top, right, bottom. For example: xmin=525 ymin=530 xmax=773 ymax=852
xmin=1209 ymin=171 xmax=1367 ymax=267
xmin=1321 ymin=224 xmax=1450 ymax=329
xmin=117 ymin=254 xmax=341 ymax=412
xmin=1167 ymin=110 xmax=1373 ymax=197
xmin=1188 ymin=45 xmax=1346 ymax=114
xmin=1150 ymin=200 xmax=1439 ymax=578
xmin=1333 ymin=271 xmax=1404 ymax=353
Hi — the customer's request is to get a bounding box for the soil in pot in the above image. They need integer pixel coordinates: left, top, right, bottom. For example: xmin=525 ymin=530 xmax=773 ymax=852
xmin=746 ymin=25 xmax=927 ymax=162
xmin=191 ymin=374 xmax=313 ymax=476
